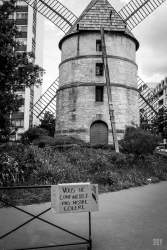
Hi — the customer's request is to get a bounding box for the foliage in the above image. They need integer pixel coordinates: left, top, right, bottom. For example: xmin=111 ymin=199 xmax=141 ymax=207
xmin=0 ymin=153 xmax=22 ymax=186
xmin=53 ymin=135 xmax=87 ymax=146
xmin=151 ymin=107 xmax=167 ymax=138
xmin=0 ymin=0 xmax=44 ymax=141
xmin=140 ymin=108 xmax=151 ymax=131
xmin=39 ymin=111 xmax=56 ymax=137
xmin=1 ymin=144 xmax=167 ymax=205
xmin=0 ymin=144 xmax=38 ymax=186
xmin=21 ymin=127 xmax=49 ymax=144
xmin=120 ymin=126 xmax=160 ymax=155
xmin=22 ymin=132 xmax=88 ymax=147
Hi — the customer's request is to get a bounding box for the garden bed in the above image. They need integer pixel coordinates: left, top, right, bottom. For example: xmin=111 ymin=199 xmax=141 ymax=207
xmin=0 ymin=144 xmax=167 ymax=207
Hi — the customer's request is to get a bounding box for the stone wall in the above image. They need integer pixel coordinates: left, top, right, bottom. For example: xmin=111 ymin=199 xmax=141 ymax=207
xmin=56 ymin=31 xmax=139 ymax=144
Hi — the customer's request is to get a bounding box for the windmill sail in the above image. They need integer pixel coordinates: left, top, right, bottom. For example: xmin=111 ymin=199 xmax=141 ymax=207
xmin=32 ymin=78 xmax=59 ymax=120
xmin=138 ymin=77 xmax=158 ymax=123
xmin=119 ymin=0 xmax=166 ymax=30
xmin=24 ymin=0 xmax=77 ymax=33
xmin=137 ymin=77 xmax=167 ymax=130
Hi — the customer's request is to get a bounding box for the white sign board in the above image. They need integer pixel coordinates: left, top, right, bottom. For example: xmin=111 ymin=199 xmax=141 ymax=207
xmin=51 ymin=183 xmax=98 ymax=214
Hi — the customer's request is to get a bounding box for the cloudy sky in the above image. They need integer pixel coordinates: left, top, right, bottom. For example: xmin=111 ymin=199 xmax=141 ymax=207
xmin=42 ymin=0 xmax=167 ymax=92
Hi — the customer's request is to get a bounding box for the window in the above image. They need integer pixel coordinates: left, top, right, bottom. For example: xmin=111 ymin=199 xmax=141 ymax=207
xmin=16 ymin=0 xmax=27 ymax=6
xmin=96 ymin=40 xmax=102 ymax=51
xmin=16 ymin=12 xmax=28 ymax=19
xmin=17 ymin=25 xmax=27 ymax=32
xmin=11 ymin=119 xmax=24 ymax=128
xmin=16 ymin=37 xmax=27 ymax=45
xmin=96 ymin=86 xmax=104 ymax=102
xmin=96 ymin=63 xmax=103 ymax=76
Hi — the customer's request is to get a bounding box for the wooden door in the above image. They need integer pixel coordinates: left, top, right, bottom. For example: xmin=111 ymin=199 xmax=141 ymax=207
xmin=90 ymin=121 xmax=108 ymax=145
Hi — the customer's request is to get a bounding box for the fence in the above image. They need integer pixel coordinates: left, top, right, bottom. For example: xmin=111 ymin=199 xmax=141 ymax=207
xmin=0 ymin=185 xmax=92 ymax=250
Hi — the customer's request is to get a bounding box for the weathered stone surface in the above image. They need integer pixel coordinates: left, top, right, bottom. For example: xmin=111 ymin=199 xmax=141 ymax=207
xmin=61 ymin=32 xmax=136 ymax=62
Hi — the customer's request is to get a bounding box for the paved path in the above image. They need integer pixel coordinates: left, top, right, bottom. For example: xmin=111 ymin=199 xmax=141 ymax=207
xmin=1 ymin=182 xmax=167 ymax=250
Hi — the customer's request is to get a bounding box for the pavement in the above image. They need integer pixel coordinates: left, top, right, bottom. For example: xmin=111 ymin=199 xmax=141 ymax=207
xmin=1 ymin=181 xmax=167 ymax=250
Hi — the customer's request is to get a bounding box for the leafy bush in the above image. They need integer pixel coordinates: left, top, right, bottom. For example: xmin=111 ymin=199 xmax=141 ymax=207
xmin=0 ymin=153 xmax=22 ymax=186
xmin=0 ymin=144 xmax=39 ymax=186
xmin=33 ymin=135 xmax=55 ymax=147
xmin=35 ymin=135 xmax=88 ymax=148
xmin=53 ymin=135 xmax=87 ymax=146
xmin=1 ymin=143 xmax=167 ymax=206
xmin=120 ymin=127 xmax=160 ymax=155
xmin=21 ymin=127 xmax=49 ymax=144
xmin=22 ymin=131 xmax=88 ymax=148
xmin=39 ymin=111 xmax=55 ymax=137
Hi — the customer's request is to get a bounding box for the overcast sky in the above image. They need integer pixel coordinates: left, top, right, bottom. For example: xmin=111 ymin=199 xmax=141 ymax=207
xmin=42 ymin=0 xmax=167 ymax=92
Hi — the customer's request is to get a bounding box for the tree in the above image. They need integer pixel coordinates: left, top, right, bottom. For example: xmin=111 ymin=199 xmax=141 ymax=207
xmin=0 ymin=0 xmax=43 ymax=141
xmin=152 ymin=107 xmax=167 ymax=138
xmin=40 ymin=112 xmax=56 ymax=137
xmin=140 ymin=108 xmax=151 ymax=131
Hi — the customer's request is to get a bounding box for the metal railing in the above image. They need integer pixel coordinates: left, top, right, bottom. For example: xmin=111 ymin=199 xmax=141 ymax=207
xmin=0 ymin=185 xmax=92 ymax=250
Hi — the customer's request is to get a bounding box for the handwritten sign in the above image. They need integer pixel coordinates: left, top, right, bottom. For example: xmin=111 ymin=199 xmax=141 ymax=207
xmin=51 ymin=183 xmax=98 ymax=213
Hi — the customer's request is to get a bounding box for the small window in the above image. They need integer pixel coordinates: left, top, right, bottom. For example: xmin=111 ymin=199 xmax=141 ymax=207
xmin=96 ymin=86 xmax=104 ymax=102
xmin=96 ymin=63 xmax=103 ymax=76
xmin=96 ymin=40 xmax=102 ymax=51
xmin=11 ymin=119 xmax=24 ymax=128
xmin=16 ymin=12 xmax=28 ymax=19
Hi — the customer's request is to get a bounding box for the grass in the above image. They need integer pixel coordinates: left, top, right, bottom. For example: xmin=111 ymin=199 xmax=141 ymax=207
xmin=0 ymin=144 xmax=167 ymax=206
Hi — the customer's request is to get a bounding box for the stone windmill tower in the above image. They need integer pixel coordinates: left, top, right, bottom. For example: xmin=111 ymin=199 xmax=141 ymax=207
xmin=55 ymin=0 xmax=139 ymax=145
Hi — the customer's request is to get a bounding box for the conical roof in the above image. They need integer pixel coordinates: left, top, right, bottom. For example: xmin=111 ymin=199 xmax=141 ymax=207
xmin=59 ymin=0 xmax=139 ymax=49
xmin=68 ymin=0 xmax=126 ymax=33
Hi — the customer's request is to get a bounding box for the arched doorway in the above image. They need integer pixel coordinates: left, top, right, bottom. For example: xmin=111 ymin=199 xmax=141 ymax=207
xmin=90 ymin=121 xmax=108 ymax=145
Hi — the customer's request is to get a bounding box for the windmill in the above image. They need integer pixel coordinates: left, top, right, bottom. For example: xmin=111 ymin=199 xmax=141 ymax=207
xmin=27 ymin=0 xmax=166 ymax=144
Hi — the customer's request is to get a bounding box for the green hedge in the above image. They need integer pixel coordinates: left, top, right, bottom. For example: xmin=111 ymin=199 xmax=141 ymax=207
xmin=120 ymin=127 xmax=160 ymax=155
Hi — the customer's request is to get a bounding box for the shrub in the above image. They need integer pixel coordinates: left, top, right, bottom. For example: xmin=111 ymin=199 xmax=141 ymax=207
xmin=120 ymin=126 xmax=160 ymax=155
xmin=1 ymin=144 xmax=167 ymax=206
xmin=109 ymin=152 xmax=128 ymax=168
xmin=21 ymin=127 xmax=49 ymax=144
xmin=0 ymin=153 xmax=23 ymax=186
xmin=0 ymin=144 xmax=40 ymax=186
xmin=54 ymin=135 xmax=87 ymax=146
xmin=33 ymin=135 xmax=55 ymax=147
xmin=26 ymin=134 xmax=87 ymax=148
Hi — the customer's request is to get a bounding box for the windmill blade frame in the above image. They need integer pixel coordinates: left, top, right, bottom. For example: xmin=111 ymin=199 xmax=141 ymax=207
xmin=32 ymin=78 xmax=59 ymax=120
xmin=137 ymin=76 xmax=167 ymax=128
xmin=24 ymin=0 xmax=77 ymax=33
xmin=119 ymin=0 xmax=166 ymax=30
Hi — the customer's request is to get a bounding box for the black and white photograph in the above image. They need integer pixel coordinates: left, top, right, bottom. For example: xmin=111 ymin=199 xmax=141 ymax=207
xmin=0 ymin=0 xmax=167 ymax=249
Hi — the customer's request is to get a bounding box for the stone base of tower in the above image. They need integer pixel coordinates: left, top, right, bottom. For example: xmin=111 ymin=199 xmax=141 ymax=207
xmin=55 ymin=128 xmax=125 ymax=145
xmin=55 ymin=85 xmax=140 ymax=145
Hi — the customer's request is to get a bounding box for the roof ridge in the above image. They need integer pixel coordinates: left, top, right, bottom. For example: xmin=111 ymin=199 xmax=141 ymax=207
xmin=67 ymin=0 xmax=127 ymax=34
xmin=67 ymin=0 xmax=99 ymax=34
